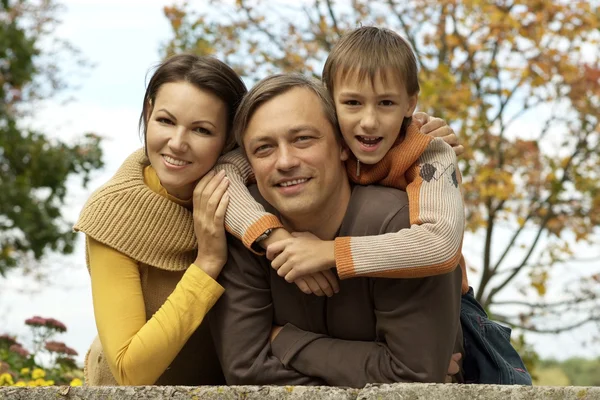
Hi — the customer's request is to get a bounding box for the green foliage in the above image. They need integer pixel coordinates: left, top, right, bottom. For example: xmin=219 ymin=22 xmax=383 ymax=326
xmin=0 ymin=0 xmax=104 ymax=275
xmin=536 ymin=357 xmax=600 ymax=386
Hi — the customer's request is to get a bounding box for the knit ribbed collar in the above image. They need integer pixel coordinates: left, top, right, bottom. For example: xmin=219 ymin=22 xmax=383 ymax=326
xmin=74 ymin=149 xmax=196 ymax=271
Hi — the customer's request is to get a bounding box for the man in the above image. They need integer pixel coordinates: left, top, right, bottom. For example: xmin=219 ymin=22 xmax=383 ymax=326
xmin=209 ymin=74 xmax=463 ymax=387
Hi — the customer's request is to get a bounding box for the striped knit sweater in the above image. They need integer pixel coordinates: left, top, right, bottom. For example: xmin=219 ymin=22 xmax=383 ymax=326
xmin=215 ymin=120 xmax=469 ymax=293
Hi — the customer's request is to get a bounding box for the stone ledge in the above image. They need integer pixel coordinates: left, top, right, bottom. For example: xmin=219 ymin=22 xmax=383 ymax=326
xmin=1 ymin=383 xmax=599 ymax=399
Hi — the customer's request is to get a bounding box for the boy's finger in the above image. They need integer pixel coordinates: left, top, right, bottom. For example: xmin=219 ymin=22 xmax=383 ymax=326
xmin=302 ymin=276 xmax=325 ymax=296
xmin=266 ymin=241 xmax=287 ymax=260
xmin=294 ymin=278 xmax=312 ymax=295
xmin=270 ymin=252 xmax=287 ymax=270
xmin=311 ymin=272 xmax=334 ymax=297
xmin=277 ymin=261 xmax=293 ymax=278
xmin=321 ymin=269 xmax=340 ymax=293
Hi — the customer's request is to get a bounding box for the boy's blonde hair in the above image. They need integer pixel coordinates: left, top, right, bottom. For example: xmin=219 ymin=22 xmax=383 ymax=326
xmin=322 ymin=26 xmax=419 ymax=97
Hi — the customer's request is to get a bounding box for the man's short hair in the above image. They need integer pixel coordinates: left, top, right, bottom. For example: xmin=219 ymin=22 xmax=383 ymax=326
xmin=233 ymin=74 xmax=341 ymax=154
xmin=322 ymin=26 xmax=420 ymax=97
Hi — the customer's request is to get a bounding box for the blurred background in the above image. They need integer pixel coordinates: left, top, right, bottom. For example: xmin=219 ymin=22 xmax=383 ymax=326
xmin=1 ymin=0 xmax=599 ymax=386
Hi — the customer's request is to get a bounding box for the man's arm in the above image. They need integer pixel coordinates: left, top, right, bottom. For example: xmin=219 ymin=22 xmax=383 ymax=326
xmin=270 ymin=267 xmax=462 ymax=387
xmin=208 ymin=235 xmax=324 ymax=386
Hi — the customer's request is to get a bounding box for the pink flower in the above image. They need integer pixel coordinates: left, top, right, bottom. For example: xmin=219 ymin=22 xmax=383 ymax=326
xmin=9 ymin=344 xmax=30 ymax=358
xmin=45 ymin=318 xmax=67 ymax=333
xmin=24 ymin=316 xmax=67 ymax=333
xmin=0 ymin=334 xmax=18 ymax=347
xmin=44 ymin=341 xmax=78 ymax=356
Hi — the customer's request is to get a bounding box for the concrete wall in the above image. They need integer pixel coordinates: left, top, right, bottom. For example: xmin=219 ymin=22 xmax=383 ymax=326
xmin=1 ymin=384 xmax=600 ymax=399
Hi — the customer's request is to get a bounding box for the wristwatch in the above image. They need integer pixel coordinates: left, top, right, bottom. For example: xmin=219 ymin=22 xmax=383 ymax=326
xmin=255 ymin=228 xmax=273 ymax=244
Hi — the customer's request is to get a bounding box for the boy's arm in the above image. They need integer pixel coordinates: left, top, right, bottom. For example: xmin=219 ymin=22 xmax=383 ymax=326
xmin=335 ymin=138 xmax=465 ymax=280
xmin=212 ymin=148 xmax=283 ymax=251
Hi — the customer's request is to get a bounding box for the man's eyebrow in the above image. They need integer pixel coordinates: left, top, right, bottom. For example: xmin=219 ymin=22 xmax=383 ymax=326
xmin=288 ymin=124 xmax=320 ymax=135
xmin=156 ymin=108 xmax=216 ymax=128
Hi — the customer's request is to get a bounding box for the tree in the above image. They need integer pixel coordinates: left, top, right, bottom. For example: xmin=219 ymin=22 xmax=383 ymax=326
xmin=0 ymin=0 xmax=103 ymax=276
xmin=162 ymin=0 xmax=600 ymax=339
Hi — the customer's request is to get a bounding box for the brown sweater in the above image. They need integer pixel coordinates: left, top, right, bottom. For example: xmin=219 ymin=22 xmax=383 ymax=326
xmin=210 ymin=184 xmax=463 ymax=387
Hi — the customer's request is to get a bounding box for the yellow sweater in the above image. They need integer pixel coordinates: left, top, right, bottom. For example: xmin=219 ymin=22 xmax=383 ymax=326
xmin=74 ymin=149 xmax=224 ymax=386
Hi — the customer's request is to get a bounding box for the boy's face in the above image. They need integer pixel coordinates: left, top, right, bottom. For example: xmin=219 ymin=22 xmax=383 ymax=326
xmin=333 ymin=69 xmax=418 ymax=165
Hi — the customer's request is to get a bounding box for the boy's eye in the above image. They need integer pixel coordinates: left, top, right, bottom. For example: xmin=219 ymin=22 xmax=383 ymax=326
xmin=380 ymin=100 xmax=395 ymax=106
xmin=193 ymin=127 xmax=212 ymax=135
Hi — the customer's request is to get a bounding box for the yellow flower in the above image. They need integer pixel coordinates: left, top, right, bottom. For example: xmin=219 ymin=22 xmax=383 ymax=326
xmin=27 ymin=380 xmax=38 ymax=387
xmin=0 ymin=373 xmax=14 ymax=386
xmin=14 ymin=381 xmax=26 ymax=387
xmin=20 ymin=368 xmax=30 ymax=376
xmin=35 ymin=378 xmax=46 ymax=386
xmin=70 ymin=378 xmax=83 ymax=387
xmin=31 ymin=368 xmax=45 ymax=379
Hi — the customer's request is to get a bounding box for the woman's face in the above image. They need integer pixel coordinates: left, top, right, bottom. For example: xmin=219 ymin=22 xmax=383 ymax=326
xmin=146 ymin=81 xmax=228 ymax=199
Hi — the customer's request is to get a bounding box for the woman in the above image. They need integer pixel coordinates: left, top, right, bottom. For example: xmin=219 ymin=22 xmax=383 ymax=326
xmin=74 ymin=54 xmax=247 ymax=385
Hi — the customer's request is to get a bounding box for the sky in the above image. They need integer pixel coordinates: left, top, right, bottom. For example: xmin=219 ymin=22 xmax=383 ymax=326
xmin=1 ymin=0 xmax=598 ymax=366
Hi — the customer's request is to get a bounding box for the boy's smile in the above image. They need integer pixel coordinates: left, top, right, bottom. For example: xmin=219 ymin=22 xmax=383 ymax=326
xmin=334 ymin=69 xmax=418 ymax=165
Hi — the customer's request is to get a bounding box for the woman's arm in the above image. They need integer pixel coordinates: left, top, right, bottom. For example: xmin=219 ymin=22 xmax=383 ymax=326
xmin=89 ymin=237 xmax=224 ymax=385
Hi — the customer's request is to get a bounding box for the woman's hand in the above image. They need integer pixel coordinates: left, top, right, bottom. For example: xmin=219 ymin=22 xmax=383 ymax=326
xmin=192 ymin=170 xmax=230 ymax=279
xmin=413 ymin=112 xmax=464 ymax=157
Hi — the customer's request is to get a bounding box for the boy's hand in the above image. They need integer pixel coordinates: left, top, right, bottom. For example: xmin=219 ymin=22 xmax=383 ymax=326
xmin=414 ymin=112 xmax=464 ymax=157
xmin=293 ymin=270 xmax=339 ymax=297
xmin=267 ymin=232 xmax=336 ymax=281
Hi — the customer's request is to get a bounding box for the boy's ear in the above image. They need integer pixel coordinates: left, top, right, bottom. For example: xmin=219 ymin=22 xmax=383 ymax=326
xmin=406 ymin=93 xmax=419 ymax=117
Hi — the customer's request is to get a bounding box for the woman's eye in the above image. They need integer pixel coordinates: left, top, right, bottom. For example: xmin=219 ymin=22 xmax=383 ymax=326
xmin=344 ymin=100 xmax=360 ymax=106
xmin=194 ymin=127 xmax=212 ymax=135
xmin=157 ymin=117 xmax=173 ymax=125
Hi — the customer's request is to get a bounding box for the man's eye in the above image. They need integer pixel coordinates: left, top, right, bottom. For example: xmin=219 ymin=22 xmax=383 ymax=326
xmin=194 ymin=127 xmax=212 ymax=135
xmin=296 ymin=136 xmax=312 ymax=142
xmin=254 ymin=144 xmax=271 ymax=154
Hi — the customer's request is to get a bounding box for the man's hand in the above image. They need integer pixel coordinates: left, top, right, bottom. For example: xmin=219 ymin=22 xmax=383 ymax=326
xmin=448 ymin=352 xmax=462 ymax=375
xmin=267 ymin=232 xmax=336 ymax=282
xmin=270 ymin=325 xmax=283 ymax=343
xmin=413 ymin=112 xmax=464 ymax=157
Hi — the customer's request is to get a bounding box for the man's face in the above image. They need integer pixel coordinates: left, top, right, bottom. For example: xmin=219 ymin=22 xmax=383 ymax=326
xmin=243 ymin=87 xmax=348 ymax=221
